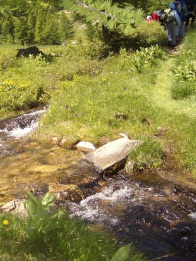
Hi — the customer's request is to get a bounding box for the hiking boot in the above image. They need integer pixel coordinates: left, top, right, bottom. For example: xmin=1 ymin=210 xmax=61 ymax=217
xmin=168 ymin=41 xmax=177 ymax=48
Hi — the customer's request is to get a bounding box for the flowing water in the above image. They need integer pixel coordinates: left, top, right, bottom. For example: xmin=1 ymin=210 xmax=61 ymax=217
xmin=0 ymin=110 xmax=196 ymax=260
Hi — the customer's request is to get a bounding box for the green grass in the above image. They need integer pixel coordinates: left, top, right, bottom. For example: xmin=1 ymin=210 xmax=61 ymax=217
xmin=0 ymin=31 xmax=195 ymax=177
xmin=0 ymin=196 xmax=146 ymax=261
xmin=0 ymin=43 xmax=101 ymax=116
xmin=0 ymin=212 xmax=114 ymax=260
xmin=33 ymin=41 xmax=195 ymax=176
xmin=0 ymin=20 xmax=196 ymax=261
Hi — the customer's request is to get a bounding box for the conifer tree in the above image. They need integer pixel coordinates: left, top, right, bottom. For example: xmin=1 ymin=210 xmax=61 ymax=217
xmin=58 ymin=11 xmax=74 ymax=43
xmin=34 ymin=10 xmax=46 ymax=44
xmin=1 ymin=21 xmax=13 ymax=42
xmin=0 ymin=6 xmax=14 ymax=42
xmin=14 ymin=16 xmax=28 ymax=44
xmin=62 ymin=0 xmax=144 ymax=51
xmin=27 ymin=12 xmax=36 ymax=44
xmin=42 ymin=13 xmax=61 ymax=44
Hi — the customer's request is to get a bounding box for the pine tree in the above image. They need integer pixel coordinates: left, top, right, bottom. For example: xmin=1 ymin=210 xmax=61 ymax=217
xmin=14 ymin=16 xmax=28 ymax=45
xmin=58 ymin=11 xmax=74 ymax=43
xmin=42 ymin=12 xmax=61 ymax=44
xmin=27 ymin=12 xmax=36 ymax=44
xmin=62 ymin=0 xmax=144 ymax=51
xmin=34 ymin=10 xmax=46 ymax=44
xmin=0 ymin=6 xmax=14 ymax=42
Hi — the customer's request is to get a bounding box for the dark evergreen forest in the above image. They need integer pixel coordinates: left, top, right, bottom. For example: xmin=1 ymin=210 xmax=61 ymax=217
xmin=0 ymin=0 xmax=169 ymax=45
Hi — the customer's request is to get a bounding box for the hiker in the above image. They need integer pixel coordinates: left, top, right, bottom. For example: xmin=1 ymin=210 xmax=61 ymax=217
xmin=164 ymin=3 xmax=182 ymax=47
xmin=173 ymin=0 xmax=188 ymax=36
xmin=185 ymin=0 xmax=196 ymax=28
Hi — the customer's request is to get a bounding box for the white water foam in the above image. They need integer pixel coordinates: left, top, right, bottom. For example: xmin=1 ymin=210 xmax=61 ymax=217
xmin=8 ymin=121 xmax=39 ymax=138
xmin=68 ymin=185 xmax=134 ymax=224
xmin=22 ymin=109 xmax=46 ymax=117
xmin=7 ymin=109 xmax=46 ymax=138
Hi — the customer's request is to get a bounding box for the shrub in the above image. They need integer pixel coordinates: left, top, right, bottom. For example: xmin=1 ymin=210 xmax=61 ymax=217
xmin=119 ymin=45 xmax=165 ymax=73
xmin=130 ymin=45 xmax=165 ymax=72
xmin=0 ymin=50 xmax=16 ymax=70
xmin=0 ymin=80 xmax=48 ymax=111
xmin=171 ymin=55 xmax=196 ymax=99
xmin=171 ymin=60 xmax=196 ymax=82
xmin=130 ymin=21 xmax=167 ymax=49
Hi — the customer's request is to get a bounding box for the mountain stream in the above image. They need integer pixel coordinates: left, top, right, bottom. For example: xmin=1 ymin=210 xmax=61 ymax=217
xmin=0 ymin=110 xmax=195 ymax=260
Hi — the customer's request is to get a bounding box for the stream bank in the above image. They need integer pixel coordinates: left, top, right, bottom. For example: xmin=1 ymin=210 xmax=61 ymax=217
xmin=0 ymin=111 xmax=196 ymax=260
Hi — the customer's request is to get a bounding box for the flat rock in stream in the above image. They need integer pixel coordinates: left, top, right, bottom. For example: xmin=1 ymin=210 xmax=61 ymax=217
xmin=84 ymin=137 xmax=142 ymax=173
xmin=1 ymin=199 xmax=27 ymax=217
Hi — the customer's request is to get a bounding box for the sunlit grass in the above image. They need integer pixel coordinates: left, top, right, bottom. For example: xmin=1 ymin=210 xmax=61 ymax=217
xmin=0 ymin=211 xmax=146 ymax=261
xmin=0 ymin=31 xmax=195 ymax=176
xmin=34 ymin=41 xmax=195 ymax=176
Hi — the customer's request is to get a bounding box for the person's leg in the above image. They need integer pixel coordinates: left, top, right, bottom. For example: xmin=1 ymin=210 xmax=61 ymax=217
xmin=171 ymin=23 xmax=177 ymax=46
xmin=190 ymin=14 xmax=195 ymax=29
xmin=190 ymin=14 xmax=195 ymax=24
xmin=165 ymin=24 xmax=172 ymax=46
xmin=180 ymin=21 xmax=186 ymax=36
xmin=185 ymin=14 xmax=191 ymax=26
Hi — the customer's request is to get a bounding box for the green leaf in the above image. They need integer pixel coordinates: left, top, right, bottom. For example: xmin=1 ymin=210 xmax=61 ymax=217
xmin=25 ymin=190 xmax=39 ymax=205
xmin=41 ymin=210 xmax=63 ymax=222
xmin=41 ymin=192 xmax=56 ymax=207
xmin=112 ymin=244 xmax=131 ymax=261
xmin=25 ymin=199 xmax=38 ymax=219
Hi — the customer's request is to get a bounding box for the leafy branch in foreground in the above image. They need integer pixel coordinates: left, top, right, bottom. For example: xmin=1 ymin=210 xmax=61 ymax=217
xmin=63 ymin=0 xmax=144 ymax=35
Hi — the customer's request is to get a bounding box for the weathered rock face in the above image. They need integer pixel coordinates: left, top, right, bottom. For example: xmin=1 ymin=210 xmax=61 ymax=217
xmin=84 ymin=137 xmax=142 ymax=173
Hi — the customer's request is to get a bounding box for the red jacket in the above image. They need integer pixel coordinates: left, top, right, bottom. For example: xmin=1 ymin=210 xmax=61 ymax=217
xmin=152 ymin=12 xmax=159 ymax=20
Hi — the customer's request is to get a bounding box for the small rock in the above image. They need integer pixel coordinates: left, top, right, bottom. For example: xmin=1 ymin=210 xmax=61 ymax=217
xmin=48 ymin=183 xmax=84 ymax=202
xmin=76 ymin=141 xmax=96 ymax=153
xmin=1 ymin=199 xmax=27 ymax=218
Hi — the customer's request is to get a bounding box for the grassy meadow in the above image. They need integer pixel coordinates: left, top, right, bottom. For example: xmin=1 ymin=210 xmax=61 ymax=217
xmin=0 ymin=23 xmax=196 ymax=260
xmin=0 ymin=30 xmax=196 ymax=177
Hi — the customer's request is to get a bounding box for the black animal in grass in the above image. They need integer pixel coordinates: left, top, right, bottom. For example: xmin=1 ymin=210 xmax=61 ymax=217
xmin=16 ymin=46 xmax=45 ymax=58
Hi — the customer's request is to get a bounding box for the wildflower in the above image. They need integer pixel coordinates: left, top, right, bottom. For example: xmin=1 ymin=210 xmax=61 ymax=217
xmin=2 ymin=219 xmax=9 ymax=226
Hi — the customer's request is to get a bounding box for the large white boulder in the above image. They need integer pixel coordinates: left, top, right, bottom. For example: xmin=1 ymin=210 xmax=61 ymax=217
xmin=84 ymin=136 xmax=142 ymax=172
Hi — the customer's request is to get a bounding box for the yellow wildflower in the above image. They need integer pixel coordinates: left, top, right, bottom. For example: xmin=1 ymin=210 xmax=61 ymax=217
xmin=2 ymin=219 xmax=9 ymax=226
